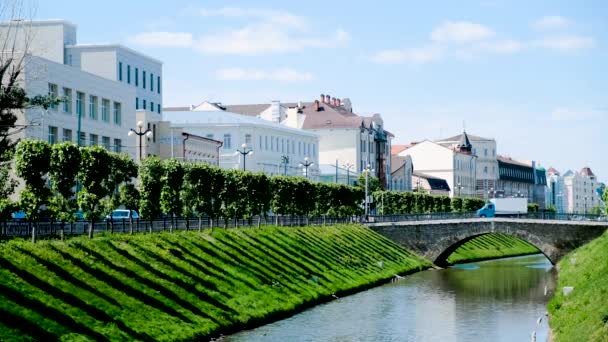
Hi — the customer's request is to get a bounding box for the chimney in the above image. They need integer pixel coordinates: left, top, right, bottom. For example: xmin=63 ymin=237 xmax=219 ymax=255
xmin=313 ymin=100 xmax=320 ymax=111
xmin=325 ymin=94 xmax=331 ymax=103
xmin=331 ymin=97 xmax=336 ymax=106
xmin=320 ymin=94 xmax=325 ymax=103
xmin=336 ymin=98 xmax=341 ymax=106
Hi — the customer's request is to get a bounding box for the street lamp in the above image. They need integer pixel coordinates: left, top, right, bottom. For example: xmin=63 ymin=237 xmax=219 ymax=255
xmin=128 ymin=120 xmax=153 ymax=161
xmin=488 ymin=187 xmax=495 ymax=199
xmin=281 ymin=155 xmax=289 ymax=175
xmin=364 ymin=164 xmax=375 ymax=217
xmin=343 ymin=162 xmax=354 ymax=185
xmin=299 ymin=157 xmax=314 ymax=179
xmin=236 ymin=143 xmax=253 ymax=171
xmin=456 ymin=182 xmax=463 ymax=197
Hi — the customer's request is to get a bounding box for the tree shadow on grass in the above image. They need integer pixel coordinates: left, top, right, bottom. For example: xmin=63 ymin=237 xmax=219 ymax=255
xmin=0 ymin=307 xmax=60 ymax=341
xmin=0 ymin=284 xmax=110 ymax=341
xmin=48 ymin=245 xmax=194 ymax=324
xmin=74 ymin=243 xmax=223 ymax=324
xmin=0 ymin=256 xmax=153 ymax=342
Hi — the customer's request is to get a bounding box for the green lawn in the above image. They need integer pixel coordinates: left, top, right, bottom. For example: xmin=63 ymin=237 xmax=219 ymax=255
xmin=447 ymin=233 xmax=540 ymax=264
xmin=548 ymin=229 xmax=608 ymax=341
xmin=0 ymin=224 xmax=430 ymax=341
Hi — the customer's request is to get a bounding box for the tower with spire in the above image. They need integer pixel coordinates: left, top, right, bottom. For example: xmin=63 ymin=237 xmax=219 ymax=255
xmin=456 ymin=130 xmax=472 ymax=154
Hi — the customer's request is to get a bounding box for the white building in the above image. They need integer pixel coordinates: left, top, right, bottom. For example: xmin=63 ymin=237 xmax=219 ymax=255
xmin=0 ymin=20 xmax=162 ymax=158
xmin=396 ymin=137 xmax=476 ymax=198
xmin=560 ymin=167 xmax=601 ymax=214
xmin=436 ymin=133 xmax=498 ymax=199
xmin=546 ymin=167 xmax=567 ymax=213
xmin=390 ymin=155 xmax=413 ymax=192
xmin=163 ymin=103 xmax=320 ymax=177
xmin=214 ymin=94 xmax=393 ymax=188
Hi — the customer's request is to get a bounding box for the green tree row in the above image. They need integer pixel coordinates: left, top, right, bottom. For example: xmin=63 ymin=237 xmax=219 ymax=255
xmin=372 ymin=190 xmax=486 ymax=214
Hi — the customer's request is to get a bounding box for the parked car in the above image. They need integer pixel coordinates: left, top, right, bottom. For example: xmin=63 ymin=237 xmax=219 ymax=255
xmin=11 ymin=211 xmax=26 ymax=221
xmin=105 ymin=209 xmax=140 ymax=221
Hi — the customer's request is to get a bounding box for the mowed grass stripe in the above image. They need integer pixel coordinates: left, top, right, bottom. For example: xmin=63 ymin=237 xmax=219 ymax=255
xmin=447 ymin=233 xmax=540 ymax=264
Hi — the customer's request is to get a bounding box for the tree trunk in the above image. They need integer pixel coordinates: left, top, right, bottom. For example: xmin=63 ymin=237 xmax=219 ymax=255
xmin=60 ymin=222 xmax=65 ymax=241
xmin=88 ymin=220 xmax=93 ymax=239
xmin=257 ymin=215 xmax=261 ymax=229
xmin=198 ymin=217 xmax=202 ymax=232
xmin=30 ymin=221 xmax=36 ymax=243
xmin=129 ymin=217 xmax=133 ymax=235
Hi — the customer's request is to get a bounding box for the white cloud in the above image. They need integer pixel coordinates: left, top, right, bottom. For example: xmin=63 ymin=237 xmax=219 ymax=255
xmin=534 ymin=35 xmax=595 ymax=51
xmin=533 ymin=16 xmax=571 ymax=30
xmin=127 ymin=31 xmax=193 ymax=48
xmin=431 ymin=21 xmax=495 ymax=43
xmin=371 ymin=45 xmax=444 ymax=64
xmin=479 ymin=39 xmax=523 ymax=53
xmin=550 ymin=107 xmax=602 ymax=121
xmin=216 ymin=68 xmax=314 ymax=82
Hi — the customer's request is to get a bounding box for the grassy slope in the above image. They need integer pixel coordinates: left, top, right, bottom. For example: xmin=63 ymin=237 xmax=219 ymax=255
xmin=447 ymin=233 xmax=540 ymax=264
xmin=548 ymin=230 xmax=608 ymax=341
xmin=0 ymin=224 xmax=430 ymax=341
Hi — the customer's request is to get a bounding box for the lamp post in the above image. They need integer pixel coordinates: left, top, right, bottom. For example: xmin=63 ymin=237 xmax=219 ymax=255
xmin=236 ymin=143 xmax=253 ymax=171
xmin=299 ymin=157 xmax=314 ymax=179
xmin=128 ymin=120 xmax=153 ymax=161
xmin=456 ymin=182 xmax=463 ymax=197
xmin=281 ymin=155 xmax=289 ymax=175
xmin=343 ymin=162 xmax=354 ymax=185
xmin=488 ymin=187 xmax=495 ymax=199
xmin=364 ymin=164 xmax=374 ymax=217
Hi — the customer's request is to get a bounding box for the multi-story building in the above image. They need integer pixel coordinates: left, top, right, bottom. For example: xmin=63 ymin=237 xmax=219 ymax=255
xmin=203 ymin=94 xmax=393 ymax=188
xmin=396 ymin=133 xmax=476 ymax=197
xmin=559 ymin=167 xmax=601 ymax=214
xmin=546 ymin=167 xmax=567 ymax=213
xmin=436 ymin=133 xmax=498 ymax=199
xmin=0 ymin=20 xmax=162 ymax=159
xmin=390 ymin=155 xmax=413 ymax=192
xmin=163 ymin=103 xmax=319 ymax=177
xmin=495 ymin=156 xmax=547 ymax=207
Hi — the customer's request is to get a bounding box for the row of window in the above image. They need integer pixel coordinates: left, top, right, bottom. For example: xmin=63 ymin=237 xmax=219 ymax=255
xmin=47 ymin=126 xmax=122 ymax=153
xmin=135 ymin=97 xmax=161 ymax=114
xmin=499 ymin=167 xmax=533 ymax=180
xmin=207 ymin=133 xmax=317 ymax=157
xmin=48 ymin=83 xmax=122 ymax=125
xmin=472 ymin=148 xmax=496 ymax=158
xmin=118 ymin=62 xmax=161 ymax=94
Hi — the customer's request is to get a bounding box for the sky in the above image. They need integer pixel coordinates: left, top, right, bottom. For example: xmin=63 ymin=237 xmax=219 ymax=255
xmin=34 ymin=0 xmax=608 ymax=181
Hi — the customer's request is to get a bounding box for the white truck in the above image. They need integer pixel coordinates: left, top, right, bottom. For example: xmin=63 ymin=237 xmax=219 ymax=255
xmin=477 ymin=198 xmax=528 ymax=217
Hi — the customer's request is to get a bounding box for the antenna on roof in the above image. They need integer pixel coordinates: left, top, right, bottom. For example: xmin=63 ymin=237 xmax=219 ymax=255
xmin=462 ymin=120 xmax=466 ymax=132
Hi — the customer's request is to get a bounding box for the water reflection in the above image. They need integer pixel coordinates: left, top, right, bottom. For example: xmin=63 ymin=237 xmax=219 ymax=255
xmin=227 ymin=254 xmax=555 ymax=342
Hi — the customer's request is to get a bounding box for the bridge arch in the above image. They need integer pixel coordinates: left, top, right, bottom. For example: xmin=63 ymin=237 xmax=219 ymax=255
xmin=432 ymin=232 xmax=550 ymax=267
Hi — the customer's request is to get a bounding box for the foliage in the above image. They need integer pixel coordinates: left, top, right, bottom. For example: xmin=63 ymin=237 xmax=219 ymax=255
xmin=14 ymin=140 xmax=51 ymax=221
xmin=544 ymin=205 xmax=557 ymax=213
xmin=527 ymin=203 xmax=540 ymax=213
xmin=138 ymin=157 xmax=164 ymax=220
xmin=451 ymin=197 xmax=463 ymax=212
xmin=587 ymin=205 xmax=604 ymax=216
xmin=372 ymin=190 xmax=481 ymax=215
xmin=356 ymin=173 xmax=382 ymax=193
xmin=118 ymin=183 xmax=140 ymax=211
xmin=77 ymin=146 xmax=114 ymax=229
xmin=463 ymin=197 xmax=485 ymax=212
xmin=159 ymin=159 xmax=185 ymax=220
xmin=47 ymin=142 xmax=81 ymax=222
xmin=0 ymin=225 xmax=431 ymax=341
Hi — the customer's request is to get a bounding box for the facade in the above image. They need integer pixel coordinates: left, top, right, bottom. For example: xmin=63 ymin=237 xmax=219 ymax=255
xmin=0 ymin=20 xmax=162 ymax=159
xmin=196 ymin=94 xmax=393 ymax=188
xmin=546 ymin=167 xmax=567 ymax=213
xmin=495 ymin=156 xmax=547 ymax=207
xmin=396 ymin=137 xmax=476 ymax=198
xmin=154 ymin=122 xmax=223 ymax=165
xmin=162 ymin=104 xmax=320 ymax=177
xmin=412 ymin=172 xmax=451 ymax=196
xmin=436 ymin=133 xmax=498 ymax=200
xmin=390 ymin=155 xmax=413 ymax=192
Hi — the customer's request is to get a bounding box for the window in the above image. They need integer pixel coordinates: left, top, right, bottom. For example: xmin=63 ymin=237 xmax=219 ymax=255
xmin=143 ymin=99 xmax=147 ymax=110
xmin=48 ymin=83 xmax=58 ymax=110
xmin=484 ymin=149 xmax=488 ymax=157
xmin=62 ymin=129 xmax=72 ymax=142
xmin=88 ymin=95 xmax=98 ymax=120
xmin=223 ymin=134 xmax=231 ymax=149
xmin=101 ymin=99 xmax=110 ymax=122
xmin=89 ymin=134 xmax=98 ymax=146
xmin=135 ymin=67 xmax=139 ymax=86
xmin=79 ymin=132 xmax=86 ymax=146
xmin=127 ymin=65 xmax=131 ymax=84
xmin=484 ymin=166 xmax=488 ymax=173
xmin=114 ymin=139 xmax=121 ymax=153
xmin=62 ymin=88 xmax=72 ymax=113
xmin=113 ymin=102 xmax=122 ymax=126
xmin=150 ymin=73 xmax=154 ymax=92
xmin=152 ymin=124 xmax=156 ymax=143
xmin=271 ymin=136 xmax=274 ymax=151
xmin=492 ymin=149 xmax=495 ymax=156
xmin=265 ymin=136 xmax=268 ymax=150
xmin=259 ymin=135 xmax=262 ymax=149
xmin=136 ymin=97 xmax=139 ymax=110
xmin=281 ymin=139 xmax=284 ymax=153
xmin=48 ymin=126 xmax=58 ymax=144
xmin=118 ymin=62 xmax=123 ymax=81
xmin=313 ymin=144 xmax=316 ymax=157
xmin=76 ymin=92 xmax=85 ymax=118
xmin=298 ymin=141 xmax=301 ymax=155
xmin=151 ymin=102 xmax=154 ymax=112
xmin=157 ymin=76 xmax=161 ymax=94
xmin=245 ymin=134 xmax=252 ymax=145
xmin=157 ymin=104 xmax=161 ymax=114
xmin=143 ymin=70 xmax=146 ymax=89
xmin=102 ymin=136 xmax=110 ymax=150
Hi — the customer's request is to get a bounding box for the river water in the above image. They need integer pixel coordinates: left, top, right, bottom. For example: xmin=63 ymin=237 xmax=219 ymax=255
xmin=228 ymin=254 xmax=556 ymax=342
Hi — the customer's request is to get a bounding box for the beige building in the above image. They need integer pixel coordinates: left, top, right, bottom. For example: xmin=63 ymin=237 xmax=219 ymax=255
xmin=396 ymin=133 xmax=476 ymax=198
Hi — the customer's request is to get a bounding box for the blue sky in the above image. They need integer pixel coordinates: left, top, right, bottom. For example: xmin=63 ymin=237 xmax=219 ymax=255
xmin=36 ymin=1 xmax=608 ymax=181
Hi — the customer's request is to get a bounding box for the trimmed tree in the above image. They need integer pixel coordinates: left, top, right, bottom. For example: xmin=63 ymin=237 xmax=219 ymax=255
xmin=139 ymin=157 xmax=164 ymax=221
xmin=160 ymin=159 xmax=185 ymax=231
xmin=77 ymin=146 xmax=113 ymax=238
xmin=48 ymin=142 xmax=81 ymax=238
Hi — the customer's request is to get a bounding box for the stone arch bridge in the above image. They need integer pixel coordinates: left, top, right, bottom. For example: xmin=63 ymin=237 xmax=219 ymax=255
xmin=368 ymin=218 xmax=608 ymax=266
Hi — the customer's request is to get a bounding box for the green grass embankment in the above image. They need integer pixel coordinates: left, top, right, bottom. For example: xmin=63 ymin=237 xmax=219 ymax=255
xmin=548 ymin=230 xmax=608 ymax=341
xmin=446 ymin=233 xmax=540 ymax=264
xmin=0 ymin=224 xmax=430 ymax=341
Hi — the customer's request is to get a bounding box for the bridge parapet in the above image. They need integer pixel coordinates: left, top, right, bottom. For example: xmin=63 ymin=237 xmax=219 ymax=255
xmin=368 ymin=218 xmax=608 ymax=266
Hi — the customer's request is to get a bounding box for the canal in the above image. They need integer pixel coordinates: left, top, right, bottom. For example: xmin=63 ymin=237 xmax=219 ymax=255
xmin=227 ymin=254 xmax=556 ymax=341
